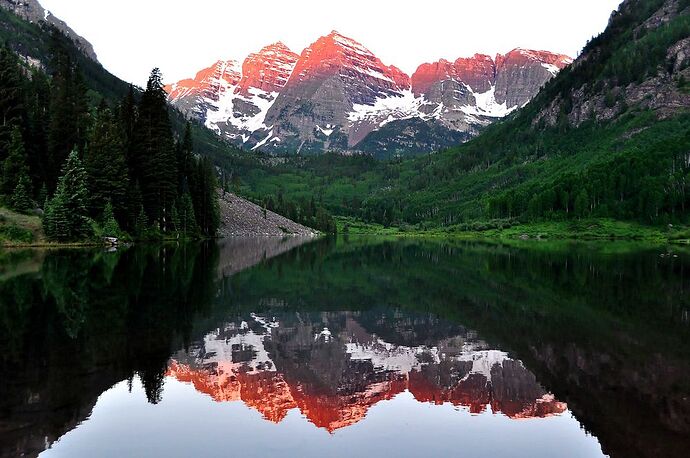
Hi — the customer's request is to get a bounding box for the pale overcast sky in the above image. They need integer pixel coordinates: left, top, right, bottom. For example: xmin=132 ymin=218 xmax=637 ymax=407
xmin=39 ymin=0 xmax=623 ymax=87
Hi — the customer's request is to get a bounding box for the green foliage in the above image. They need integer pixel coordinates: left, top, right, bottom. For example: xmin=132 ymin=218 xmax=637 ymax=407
xmin=101 ymin=200 xmax=120 ymax=238
xmin=0 ymin=223 xmax=33 ymax=243
xmin=1 ymin=128 xmax=29 ymax=195
xmin=11 ymin=174 xmax=33 ymax=213
xmin=0 ymin=45 xmax=25 ymax=152
xmin=84 ymin=104 xmax=129 ymax=222
xmin=44 ymin=150 xmax=92 ymax=241
xmin=134 ymin=204 xmax=149 ymax=237
xmin=131 ymin=68 xmax=177 ymax=231
xmin=47 ymin=49 xmax=90 ymax=191
xmin=187 ymin=156 xmax=219 ymax=237
xmin=177 ymin=192 xmax=198 ymax=237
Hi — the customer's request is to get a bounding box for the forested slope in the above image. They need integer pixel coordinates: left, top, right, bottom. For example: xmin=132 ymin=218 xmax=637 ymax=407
xmin=226 ymin=0 xmax=690 ymax=228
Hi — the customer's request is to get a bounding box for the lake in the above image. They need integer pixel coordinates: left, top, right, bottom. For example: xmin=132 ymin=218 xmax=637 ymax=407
xmin=0 ymin=237 xmax=688 ymax=458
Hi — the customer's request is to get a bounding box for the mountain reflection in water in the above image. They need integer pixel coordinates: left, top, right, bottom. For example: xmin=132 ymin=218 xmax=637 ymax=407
xmin=0 ymin=237 xmax=688 ymax=458
xmin=167 ymin=311 xmax=566 ymax=432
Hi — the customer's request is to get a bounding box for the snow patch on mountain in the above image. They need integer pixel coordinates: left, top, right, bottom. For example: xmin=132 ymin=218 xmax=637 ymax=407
xmin=345 ymin=336 xmax=511 ymax=382
xmin=347 ymin=84 xmax=516 ymax=131
xmin=348 ymin=90 xmax=424 ymax=127
xmin=462 ymin=86 xmax=517 ymax=118
xmin=252 ymin=129 xmax=275 ymax=151
xmin=316 ymin=124 xmax=335 ymax=136
xmin=542 ymin=62 xmax=561 ymax=76
xmin=207 ymin=88 xmax=280 ymax=140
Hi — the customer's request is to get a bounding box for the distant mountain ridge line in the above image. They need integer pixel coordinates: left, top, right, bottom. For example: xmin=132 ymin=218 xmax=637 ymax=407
xmin=165 ymin=30 xmax=572 ymax=156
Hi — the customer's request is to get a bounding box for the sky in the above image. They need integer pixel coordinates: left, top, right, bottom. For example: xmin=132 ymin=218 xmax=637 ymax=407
xmin=39 ymin=0 xmax=624 ymax=87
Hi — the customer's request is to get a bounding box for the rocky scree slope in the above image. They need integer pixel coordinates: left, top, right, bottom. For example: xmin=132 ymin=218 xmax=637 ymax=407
xmin=217 ymin=191 xmax=318 ymax=237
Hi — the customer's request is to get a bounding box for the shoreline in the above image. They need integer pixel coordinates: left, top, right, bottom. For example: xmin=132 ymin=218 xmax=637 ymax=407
xmin=336 ymin=217 xmax=690 ymax=244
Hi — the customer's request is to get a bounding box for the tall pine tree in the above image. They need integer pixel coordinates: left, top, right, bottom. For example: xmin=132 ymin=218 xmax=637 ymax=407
xmin=0 ymin=44 xmax=25 ymax=157
xmin=131 ymin=69 xmax=177 ymax=231
xmin=47 ymin=50 xmax=89 ymax=191
xmin=1 ymin=127 xmax=29 ymax=195
xmin=44 ymin=150 xmax=92 ymax=241
xmin=84 ymin=103 xmax=129 ymax=223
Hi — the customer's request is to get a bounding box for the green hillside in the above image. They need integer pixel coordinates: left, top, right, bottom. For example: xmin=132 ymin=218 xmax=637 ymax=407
xmin=224 ymin=0 xmax=690 ymax=231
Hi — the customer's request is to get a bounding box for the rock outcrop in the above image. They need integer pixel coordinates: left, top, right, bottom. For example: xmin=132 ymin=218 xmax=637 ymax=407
xmin=533 ymin=0 xmax=690 ymax=129
xmin=166 ymin=31 xmax=572 ymax=156
xmin=0 ymin=0 xmax=98 ymax=62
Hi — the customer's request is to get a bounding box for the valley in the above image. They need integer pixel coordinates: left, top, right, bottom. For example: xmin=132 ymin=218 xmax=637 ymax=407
xmin=0 ymin=1 xmax=689 ymax=457
xmin=0 ymin=0 xmax=689 ymax=243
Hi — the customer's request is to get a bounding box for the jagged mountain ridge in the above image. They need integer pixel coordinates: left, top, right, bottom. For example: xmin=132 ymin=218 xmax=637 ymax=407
xmin=166 ymin=31 xmax=572 ymax=156
xmin=0 ymin=0 xmax=98 ymax=61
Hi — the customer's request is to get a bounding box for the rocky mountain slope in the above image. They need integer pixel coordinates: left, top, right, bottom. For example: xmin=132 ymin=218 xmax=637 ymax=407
xmin=0 ymin=0 xmax=97 ymax=61
xmin=532 ymin=0 xmax=689 ymax=128
xmin=217 ymin=191 xmax=318 ymax=237
xmin=166 ymin=31 xmax=571 ymax=156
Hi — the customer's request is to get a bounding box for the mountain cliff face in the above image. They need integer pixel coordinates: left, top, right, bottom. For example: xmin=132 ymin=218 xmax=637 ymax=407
xmin=166 ymin=31 xmax=571 ymax=155
xmin=0 ymin=0 xmax=98 ymax=61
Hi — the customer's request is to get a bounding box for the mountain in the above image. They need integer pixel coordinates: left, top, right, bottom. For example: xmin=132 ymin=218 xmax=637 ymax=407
xmin=231 ymin=0 xmax=690 ymax=228
xmin=166 ymin=31 xmax=571 ymax=156
xmin=167 ymin=310 xmax=566 ymax=432
xmin=0 ymin=0 xmax=97 ymax=61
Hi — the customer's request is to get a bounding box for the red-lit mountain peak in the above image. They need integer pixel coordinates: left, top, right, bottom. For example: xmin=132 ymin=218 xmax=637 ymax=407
xmin=164 ymin=59 xmax=240 ymax=103
xmin=411 ymin=54 xmax=496 ymax=95
xmin=452 ymin=53 xmax=496 ymax=92
xmin=289 ymin=30 xmax=410 ymax=91
xmin=237 ymin=42 xmax=299 ymax=95
xmin=410 ymin=59 xmax=455 ymax=96
xmin=496 ymin=48 xmax=574 ymax=74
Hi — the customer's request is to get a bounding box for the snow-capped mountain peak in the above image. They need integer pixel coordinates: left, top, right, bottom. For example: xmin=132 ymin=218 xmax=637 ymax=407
xmin=165 ymin=32 xmax=572 ymax=155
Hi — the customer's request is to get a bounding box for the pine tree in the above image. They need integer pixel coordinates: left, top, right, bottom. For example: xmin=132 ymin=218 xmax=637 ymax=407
xmin=134 ymin=204 xmax=148 ymax=237
xmin=574 ymin=189 xmax=590 ymax=218
xmin=119 ymin=84 xmax=137 ymax=167
xmin=188 ymin=157 xmax=219 ymax=237
xmin=1 ymin=127 xmax=29 ymax=195
xmin=171 ymin=203 xmax=181 ymax=234
xmin=0 ymin=45 xmax=25 ymax=154
xmin=176 ymin=122 xmax=193 ymax=193
xmin=44 ymin=150 xmax=92 ymax=241
xmin=84 ymin=104 xmax=129 ymax=221
xmin=11 ymin=174 xmax=33 ymax=213
xmin=101 ymin=200 xmax=120 ymax=237
xmin=47 ymin=50 xmax=89 ymax=191
xmin=178 ymin=192 xmax=198 ymax=237
xmin=131 ymin=69 xmax=178 ymax=231
xmin=24 ymin=69 xmax=51 ymax=191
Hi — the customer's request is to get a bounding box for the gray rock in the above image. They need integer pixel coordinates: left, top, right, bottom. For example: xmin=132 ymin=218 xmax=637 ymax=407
xmin=217 ymin=191 xmax=318 ymax=238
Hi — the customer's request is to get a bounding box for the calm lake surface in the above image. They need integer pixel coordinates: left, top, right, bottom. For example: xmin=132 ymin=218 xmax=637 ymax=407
xmin=0 ymin=237 xmax=688 ymax=458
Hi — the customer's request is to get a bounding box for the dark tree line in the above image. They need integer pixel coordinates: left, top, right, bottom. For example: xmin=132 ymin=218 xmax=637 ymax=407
xmin=0 ymin=43 xmax=219 ymax=241
xmin=264 ymin=190 xmax=337 ymax=233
